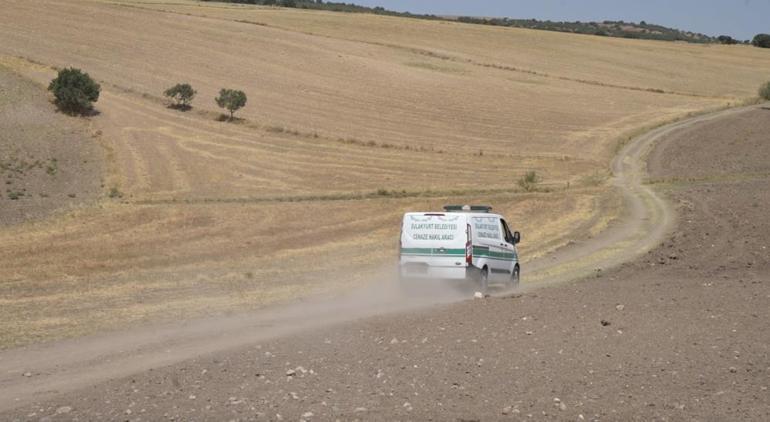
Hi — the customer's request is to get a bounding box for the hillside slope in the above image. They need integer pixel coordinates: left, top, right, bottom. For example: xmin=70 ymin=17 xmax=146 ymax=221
xmin=0 ymin=65 xmax=103 ymax=225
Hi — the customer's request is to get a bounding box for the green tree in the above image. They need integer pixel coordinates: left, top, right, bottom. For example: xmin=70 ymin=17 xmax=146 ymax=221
xmin=163 ymin=83 xmax=196 ymax=109
xmin=215 ymin=88 xmax=247 ymax=121
xmin=752 ymin=33 xmax=770 ymax=48
xmin=47 ymin=68 xmax=100 ymax=115
xmin=759 ymin=82 xmax=770 ymax=101
xmin=717 ymin=35 xmax=738 ymax=45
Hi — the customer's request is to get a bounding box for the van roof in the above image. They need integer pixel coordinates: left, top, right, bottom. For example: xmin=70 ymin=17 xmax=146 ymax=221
xmin=443 ymin=205 xmax=493 ymax=213
xmin=404 ymin=212 xmax=501 ymax=219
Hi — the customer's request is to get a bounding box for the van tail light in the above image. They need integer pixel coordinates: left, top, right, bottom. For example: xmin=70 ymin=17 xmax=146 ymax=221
xmin=466 ymin=223 xmax=473 ymax=265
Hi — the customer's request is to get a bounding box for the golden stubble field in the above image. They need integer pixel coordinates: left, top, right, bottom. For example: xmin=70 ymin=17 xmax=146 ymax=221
xmin=1 ymin=0 xmax=769 ymax=347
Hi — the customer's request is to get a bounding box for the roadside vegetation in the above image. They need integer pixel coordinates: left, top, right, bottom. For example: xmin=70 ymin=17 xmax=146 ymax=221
xmin=517 ymin=171 xmax=541 ymax=192
xmin=48 ymin=68 xmax=100 ymax=115
xmin=760 ymin=81 xmax=770 ymax=101
xmin=164 ymin=83 xmax=196 ymax=110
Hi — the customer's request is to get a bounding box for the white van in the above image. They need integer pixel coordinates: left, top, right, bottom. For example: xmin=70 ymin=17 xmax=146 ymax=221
xmin=399 ymin=205 xmax=521 ymax=292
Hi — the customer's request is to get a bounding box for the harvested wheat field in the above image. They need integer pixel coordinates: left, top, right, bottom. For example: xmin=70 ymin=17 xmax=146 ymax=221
xmin=0 ymin=0 xmax=769 ymax=348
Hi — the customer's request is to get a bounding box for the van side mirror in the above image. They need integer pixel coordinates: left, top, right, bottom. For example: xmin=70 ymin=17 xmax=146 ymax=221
xmin=513 ymin=231 xmax=521 ymax=244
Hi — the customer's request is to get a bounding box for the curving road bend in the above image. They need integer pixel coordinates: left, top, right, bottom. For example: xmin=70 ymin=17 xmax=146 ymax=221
xmin=521 ymin=104 xmax=758 ymax=287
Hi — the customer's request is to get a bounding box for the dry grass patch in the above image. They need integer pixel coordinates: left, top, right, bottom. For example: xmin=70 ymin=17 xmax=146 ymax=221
xmin=114 ymin=0 xmax=770 ymax=98
xmin=0 ymin=191 xmax=602 ymax=348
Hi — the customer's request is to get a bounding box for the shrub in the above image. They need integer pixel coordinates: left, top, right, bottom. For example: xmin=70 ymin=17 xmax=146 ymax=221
xmin=215 ymin=88 xmax=247 ymax=121
xmin=717 ymin=35 xmax=738 ymax=45
xmin=759 ymin=82 xmax=770 ymax=101
xmin=45 ymin=158 xmax=58 ymax=176
xmin=518 ymin=170 xmax=541 ymax=192
xmin=164 ymin=83 xmax=196 ymax=109
xmin=48 ymin=68 xmax=100 ymax=115
xmin=108 ymin=187 xmax=123 ymax=199
xmin=752 ymin=33 xmax=770 ymax=48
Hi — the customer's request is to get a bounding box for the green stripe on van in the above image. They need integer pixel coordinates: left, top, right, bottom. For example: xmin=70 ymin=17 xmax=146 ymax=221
xmin=400 ymin=248 xmax=465 ymax=257
xmin=401 ymin=247 xmax=517 ymax=262
xmin=473 ymin=246 xmax=518 ymax=261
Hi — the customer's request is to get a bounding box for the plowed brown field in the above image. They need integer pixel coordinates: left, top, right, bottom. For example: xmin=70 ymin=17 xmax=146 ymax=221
xmin=1 ymin=0 xmax=768 ymax=347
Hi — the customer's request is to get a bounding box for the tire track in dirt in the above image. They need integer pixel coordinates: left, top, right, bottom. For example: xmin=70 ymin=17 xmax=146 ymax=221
xmin=0 ymin=104 xmax=758 ymax=412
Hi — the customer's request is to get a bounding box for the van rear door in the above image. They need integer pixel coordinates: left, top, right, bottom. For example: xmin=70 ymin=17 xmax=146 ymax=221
xmin=400 ymin=213 xmax=468 ymax=278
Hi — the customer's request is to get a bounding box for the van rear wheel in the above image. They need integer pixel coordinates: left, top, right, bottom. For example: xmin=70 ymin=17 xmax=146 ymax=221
xmin=510 ymin=265 xmax=520 ymax=289
xmin=478 ymin=266 xmax=489 ymax=294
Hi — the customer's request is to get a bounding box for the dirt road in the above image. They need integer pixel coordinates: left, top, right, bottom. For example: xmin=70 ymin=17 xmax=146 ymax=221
xmin=2 ymin=103 xmax=768 ymax=419
xmin=524 ymin=105 xmax=757 ymax=285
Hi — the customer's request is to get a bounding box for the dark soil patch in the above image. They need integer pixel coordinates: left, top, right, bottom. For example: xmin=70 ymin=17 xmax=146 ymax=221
xmin=648 ymin=108 xmax=770 ymax=180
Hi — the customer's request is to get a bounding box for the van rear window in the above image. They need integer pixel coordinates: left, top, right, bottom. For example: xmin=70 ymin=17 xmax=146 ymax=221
xmin=404 ymin=214 xmax=463 ymax=242
xmin=472 ymin=217 xmax=501 ymax=240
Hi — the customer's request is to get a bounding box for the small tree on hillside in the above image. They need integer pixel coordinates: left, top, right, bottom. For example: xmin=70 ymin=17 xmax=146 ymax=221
xmin=215 ymin=88 xmax=247 ymax=121
xmin=752 ymin=33 xmax=770 ymax=48
xmin=759 ymin=82 xmax=770 ymax=101
xmin=48 ymin=68 xmax=100 ymax=115
xmin=164 ymin=83 xmax=196 ymax=110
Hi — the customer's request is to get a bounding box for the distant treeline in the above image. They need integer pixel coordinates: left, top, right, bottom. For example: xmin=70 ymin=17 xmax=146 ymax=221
xmin=201 ymin=0 xmax=440 ymax=18
xmin=455 ymin=17 xmax=721 ymax=44
xmin=205 ymin=0 xmax=764 ymax=46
